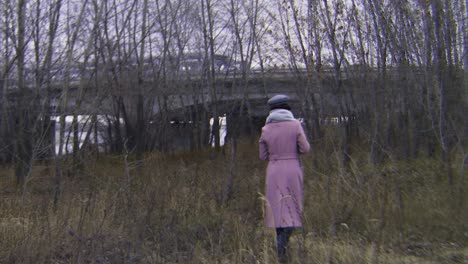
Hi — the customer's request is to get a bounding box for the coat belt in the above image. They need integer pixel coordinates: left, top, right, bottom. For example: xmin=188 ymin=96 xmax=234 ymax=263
xmin=269 ymin=153 xmax=298 ymax=160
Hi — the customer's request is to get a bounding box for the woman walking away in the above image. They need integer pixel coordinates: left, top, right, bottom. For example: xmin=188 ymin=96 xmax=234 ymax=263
xmin=259 ymin=94 xmax=310 ymax=263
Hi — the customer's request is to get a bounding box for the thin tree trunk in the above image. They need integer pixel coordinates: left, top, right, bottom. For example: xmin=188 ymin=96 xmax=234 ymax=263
xmin=201 ymin=0 xmax=220 ymax=150
xmin=465 ymin=0 xmax=468 ymax=70
xmin=432 ymin=0 xmax=454 ymax=198
xmin=0 ymin=1 xmax=16 ymax=164
xmin=55 ymin=0 xmax=89 ymax=206
xmin=135 ymin=0 xmax=149 ymax=161
xmin=14 ymin=0 xmax=32 ymax=187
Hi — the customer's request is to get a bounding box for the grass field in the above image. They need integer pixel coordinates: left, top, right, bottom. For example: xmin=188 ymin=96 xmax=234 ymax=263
xmin=0 ymin=138 xmax=466 ymax=263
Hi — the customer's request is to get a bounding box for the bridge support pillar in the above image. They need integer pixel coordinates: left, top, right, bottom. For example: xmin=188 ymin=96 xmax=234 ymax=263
xmin=225 ymin=113 xmax=265 ymax=141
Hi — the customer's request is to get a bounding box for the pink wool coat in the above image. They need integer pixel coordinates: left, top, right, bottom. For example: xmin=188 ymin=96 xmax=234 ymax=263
xmin=259 ymin=120 xmax=310 ymax=228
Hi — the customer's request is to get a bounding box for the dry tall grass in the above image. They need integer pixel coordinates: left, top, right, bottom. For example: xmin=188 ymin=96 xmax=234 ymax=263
xmin=0 ymin=138 xmax=466 ymax=263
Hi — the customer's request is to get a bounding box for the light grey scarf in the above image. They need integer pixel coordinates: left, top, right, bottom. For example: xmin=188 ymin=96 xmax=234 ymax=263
xmin=266 ymin=109 xmax=295 ymax=124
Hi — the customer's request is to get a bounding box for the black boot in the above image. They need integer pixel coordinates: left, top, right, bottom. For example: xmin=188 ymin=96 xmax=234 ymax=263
xmin=276 ymin=227 xmax=293 ymax=263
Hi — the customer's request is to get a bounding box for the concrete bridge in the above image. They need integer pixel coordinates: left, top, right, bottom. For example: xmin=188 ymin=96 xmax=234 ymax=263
xmin=3 ymin=67 xmax=365 ymax=131
xmin=0 ymin=67 xmax=373 ymax=154
xmin=26 ymin=68 xmax=355 ymax=121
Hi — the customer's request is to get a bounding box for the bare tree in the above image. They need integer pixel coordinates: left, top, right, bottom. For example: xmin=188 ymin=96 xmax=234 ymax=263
xmin=132 ymin=0 xmax=149 ymax=160
xmin=200 ymin=0 xmax=221 ymax=150
xmin=0 ymin=0 xmax=17 ymax=164
xmin=31 ymin=0 xmax=63 ymax=161
xmin=54 ymin=0 xmax=89 ymax=205
xmin=99 ymin=0 xmax=138 ymax=154
xmin=13 ymin=0 xmax=32 ymax=186
xmin=465 ymin=0 xmax=468 ymax=70
xmin=272 ymin=0 xmax=325 ymax=141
